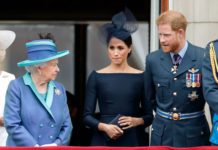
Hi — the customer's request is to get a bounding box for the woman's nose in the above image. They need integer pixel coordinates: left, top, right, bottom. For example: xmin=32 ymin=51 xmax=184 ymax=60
xmin=56 ymin=66 xmax=60 ymax=72
xmin=114 ymin=49 xmax=119 ymax=55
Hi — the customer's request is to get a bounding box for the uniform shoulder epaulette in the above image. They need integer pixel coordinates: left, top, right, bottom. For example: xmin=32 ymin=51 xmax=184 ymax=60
xmin=209 ymin=39 xmax=218 ymax=84
xmin=212 ymin=39 xmax=218 ymax=43
xmin=208 ymin=39 xmax=218 ymax=46
xmin=206 ymin=39 xmax=218 ymax=50
xmin=211 ymin=40 xmax=218 ymax=50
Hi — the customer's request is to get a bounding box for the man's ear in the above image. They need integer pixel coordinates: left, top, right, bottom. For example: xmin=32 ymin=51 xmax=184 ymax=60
xmin=178 ymin=28 xmax=185 ymax=38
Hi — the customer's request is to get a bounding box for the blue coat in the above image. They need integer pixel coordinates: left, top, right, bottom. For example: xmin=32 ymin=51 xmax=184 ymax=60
xmin=145 ymin=42 xmax=210 ymax=147
xmin=203 ymin=39 xmax=218 ymax=144
xmin=4 ymin=74 xmax=73 ymax=146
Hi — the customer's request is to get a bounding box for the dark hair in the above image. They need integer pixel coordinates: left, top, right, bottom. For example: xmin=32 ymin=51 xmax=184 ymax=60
xmin=101 ymin=8 xmax=138 ymax=50
xmin=125 ymin=36 xmax=132 ymax=57
xmin=123 ymin=36 xmax=132 ymax=48
xmin=107 ymin=36 xmax=132 ymax=58
xmin=38 ymin=33 xmax=56 ymax=43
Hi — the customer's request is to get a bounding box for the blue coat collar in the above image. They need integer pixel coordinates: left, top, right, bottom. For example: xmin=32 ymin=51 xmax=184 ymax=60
xmin=23 ymin=72 xmax=56 ymax=119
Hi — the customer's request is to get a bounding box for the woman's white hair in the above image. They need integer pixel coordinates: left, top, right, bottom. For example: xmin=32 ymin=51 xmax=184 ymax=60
xmin=25 ymin=62 xmax=47 ymax=74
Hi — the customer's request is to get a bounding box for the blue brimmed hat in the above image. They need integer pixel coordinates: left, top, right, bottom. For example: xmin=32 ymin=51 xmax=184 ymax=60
xmin=17 ymin=39 xmax=69 ymax=67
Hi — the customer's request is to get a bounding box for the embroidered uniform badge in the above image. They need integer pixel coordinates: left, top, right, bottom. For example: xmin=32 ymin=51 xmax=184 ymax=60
xmin=188 ymin=91 xmax=199 ymax=101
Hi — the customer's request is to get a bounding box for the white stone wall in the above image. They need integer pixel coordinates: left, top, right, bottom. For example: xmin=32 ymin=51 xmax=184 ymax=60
xmin=173 ymin=0 xmax=218 ymax=47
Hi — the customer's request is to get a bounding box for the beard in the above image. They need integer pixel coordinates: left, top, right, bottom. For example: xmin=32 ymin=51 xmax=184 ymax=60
xmin=161 ymin=41 xmax=180 ymax=53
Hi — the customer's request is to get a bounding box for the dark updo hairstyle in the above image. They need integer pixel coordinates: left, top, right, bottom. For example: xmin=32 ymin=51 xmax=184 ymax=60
xmin=38 ymin=33 xmax=56 ymax=43
xmin=124 ymin=36 xmax=133 ymax=57
xmin=103 ymin=8 xmax=137 ymax=58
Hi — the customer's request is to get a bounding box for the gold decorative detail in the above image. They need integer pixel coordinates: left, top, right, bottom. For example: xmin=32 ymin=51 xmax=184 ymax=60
xmin=210 ymin=42 xmax=218 ymax=84
xmin=172 ymin=113 xmax=180 ymax=120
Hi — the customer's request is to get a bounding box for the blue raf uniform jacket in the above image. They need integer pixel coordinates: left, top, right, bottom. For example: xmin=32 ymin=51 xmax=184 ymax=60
xmin=203 ymin=39 xmax=218 ymax=144
xmin=145 ymin=42 xmax=210 ymax=147
xmin=4 ymin=74 xmax=73 ymax=146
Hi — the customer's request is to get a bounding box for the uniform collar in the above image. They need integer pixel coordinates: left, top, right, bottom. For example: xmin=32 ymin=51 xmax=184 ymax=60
xmin=170 ymin=41 xmax=188 ymax=59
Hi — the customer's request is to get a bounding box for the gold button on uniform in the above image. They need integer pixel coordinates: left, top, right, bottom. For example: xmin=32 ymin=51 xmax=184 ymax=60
xmin=174 ymin=78 xmax=177 ymax=81
xmin=173 ymin=92 xmax=177 ymax=96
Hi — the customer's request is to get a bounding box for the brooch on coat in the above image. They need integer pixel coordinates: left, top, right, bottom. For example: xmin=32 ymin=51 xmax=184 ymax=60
xmin=54 ymin=88 xmax=61 ymax=95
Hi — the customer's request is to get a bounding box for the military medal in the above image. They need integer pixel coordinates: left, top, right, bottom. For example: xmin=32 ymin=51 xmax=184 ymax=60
xmin=196 ymin=74 xmax=201 ymax=87
xmin=186 ymin=73 xmax=192 ymax=88
xmin=188 ymin=91 xmax=199 ymax=101
xmin=191 ymin=73 xmax=196 ymax=88
xmin=171 ymin=65 xmax=178 ymax=74
xmin=188 ymin=68 xmax=200 ymax=88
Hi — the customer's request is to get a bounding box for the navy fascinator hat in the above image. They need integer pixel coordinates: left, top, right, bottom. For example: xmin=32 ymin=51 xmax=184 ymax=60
xmin=100 ymin=8 xmax=138 ymax=43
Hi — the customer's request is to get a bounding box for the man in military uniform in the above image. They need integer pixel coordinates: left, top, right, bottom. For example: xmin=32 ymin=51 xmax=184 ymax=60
xmin=145 ymin=10 xmax=210 ymax=147
xmin=203 ymin=40 xmax=218 ymax=145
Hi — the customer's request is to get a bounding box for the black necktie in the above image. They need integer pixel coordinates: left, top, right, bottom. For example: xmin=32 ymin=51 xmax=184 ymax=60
xmin=173 ymin=54 xmax=181 ymax=66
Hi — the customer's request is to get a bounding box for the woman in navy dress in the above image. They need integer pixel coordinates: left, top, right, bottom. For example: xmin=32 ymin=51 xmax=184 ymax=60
xmin=83 ymin=8 xmax=153 ymax=146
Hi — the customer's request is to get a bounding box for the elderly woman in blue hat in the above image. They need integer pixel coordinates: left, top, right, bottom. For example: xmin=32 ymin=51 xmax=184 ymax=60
xmin=83 ymin=8 xmax=153 ymax=146
xmin=4 ymin=36 xmax=73 ymax=146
